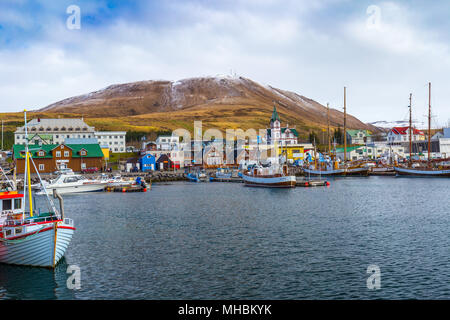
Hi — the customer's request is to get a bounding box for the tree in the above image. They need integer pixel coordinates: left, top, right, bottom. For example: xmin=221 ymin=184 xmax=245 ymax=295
xmin=333 ymin=127 xmax=343 ymax=144
xmin=309 ymin=131 xmax=319 ymax=144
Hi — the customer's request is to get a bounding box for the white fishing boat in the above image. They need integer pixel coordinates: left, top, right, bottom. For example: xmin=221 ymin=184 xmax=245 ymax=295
xmin=0 ymin=110 xmax=75 ymax=268
xmin=35 ymin=172 xmax=106 ymax=195
xmin=100 ymin=174 xmax=133 ymax=187
xmin=242 ymin=163 xmax=296 ymax=188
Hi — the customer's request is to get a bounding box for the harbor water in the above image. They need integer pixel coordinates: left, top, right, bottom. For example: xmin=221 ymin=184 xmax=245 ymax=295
xmin=1 ymin=176 xmax=450 ymax=299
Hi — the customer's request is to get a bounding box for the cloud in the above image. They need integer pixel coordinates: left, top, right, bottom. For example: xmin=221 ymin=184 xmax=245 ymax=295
xmin=0 ymin=0 xmax=449 ymax=127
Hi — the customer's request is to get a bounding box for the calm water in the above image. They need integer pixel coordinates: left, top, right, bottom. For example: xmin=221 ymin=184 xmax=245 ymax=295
xmin=1 ymin=177 xmax=450 ymax=300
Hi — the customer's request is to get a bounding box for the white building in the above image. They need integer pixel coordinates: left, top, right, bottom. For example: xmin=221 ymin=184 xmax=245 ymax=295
xmin=156 ymin=135 xmax=179 ymax=151
xmin=94 ymin=131 xmax=126 ymax=153
xmin=387 ymin=126 xmax=425 ymax=144
xmin=266 ymin=106 xmax=298 ymax=146
xmin=14 ymin=118 xmax=126 ymax=153
xmin=15 ymin=118 xmax=95 ymax=145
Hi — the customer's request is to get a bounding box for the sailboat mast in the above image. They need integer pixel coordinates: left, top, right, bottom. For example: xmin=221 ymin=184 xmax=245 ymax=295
xmin=409 ymin=93 xmax=412 ymax=166
xmin=343 ymin=87 xmax=347 ymax=163
xmin=428 ymin=82 xmax=431 ymax=165
xmin=327 ymin=103 xmax=331 ymax=155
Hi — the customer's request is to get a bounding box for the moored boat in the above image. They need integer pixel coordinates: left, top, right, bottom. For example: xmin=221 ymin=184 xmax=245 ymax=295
xmin=242 ymin=163 xmax=296 ymax=188
xmin=35 ymin=172 xmax=106 ymax=195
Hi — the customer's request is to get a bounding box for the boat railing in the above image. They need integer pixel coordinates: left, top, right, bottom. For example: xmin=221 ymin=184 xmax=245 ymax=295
xmin=3 ymin=215 xmax=59 ymax=227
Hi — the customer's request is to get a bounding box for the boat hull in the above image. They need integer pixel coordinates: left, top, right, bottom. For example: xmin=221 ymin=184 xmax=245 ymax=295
xmin=242 ymin=174 xmax=296 ymax=188
xmin=37 ymin=183 xmax=106 ymax=195
xmin=0 ymin=221 xmax=75 ymax=268
xmin=303 ymin=167 xmax=369 ymax=176
xmin=394 ymin=167 xmax=450 ymax=177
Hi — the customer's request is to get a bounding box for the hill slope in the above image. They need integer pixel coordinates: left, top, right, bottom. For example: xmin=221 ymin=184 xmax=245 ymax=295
xmin=39 ymin=76 xmax=377 ymax=136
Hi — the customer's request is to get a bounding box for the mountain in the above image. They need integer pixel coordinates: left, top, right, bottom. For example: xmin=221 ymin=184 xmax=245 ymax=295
xmin=39 ymin=76 xmax=378 ymax=136
xmin=369 ymin=120 xmax=427 ymax=130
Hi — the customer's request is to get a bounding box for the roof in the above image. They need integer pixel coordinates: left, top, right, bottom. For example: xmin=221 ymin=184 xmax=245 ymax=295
xmin=267 ymin=127 xmax=299 ymax=137
xmin=15 ymin=118 xmax=94 ymax=132
xmin=64 ymin=138 xmax=99 ymax=144
xmin=270 ymin=105 xmax=280 ymax=123
xmin=13 ymin=143 xmax=104 ymax=159
xmin=390 ymin=127 xmax=424 ymax=135
xmin=335 ymin=146 xmax=363 ymax=153
xmin=346 ymin=129 xmax=372 ymax=137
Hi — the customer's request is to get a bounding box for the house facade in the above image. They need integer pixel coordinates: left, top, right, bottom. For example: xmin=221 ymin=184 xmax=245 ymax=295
xmin=14 ymin=118 xmax=126 ymax=153
xmin=346 ymin=130 xmax=372 ymax=145
xmin=13 ymin=143 xmax=104 ymax=174
xmin=266 ymin=106 xmax=298 ymax=146
xmin=387 ymin=127 xmax=425 ymax=144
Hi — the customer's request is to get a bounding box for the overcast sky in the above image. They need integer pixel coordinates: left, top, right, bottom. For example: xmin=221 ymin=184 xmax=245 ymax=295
xmin=0 ymin=0 xmax=449 ymax=127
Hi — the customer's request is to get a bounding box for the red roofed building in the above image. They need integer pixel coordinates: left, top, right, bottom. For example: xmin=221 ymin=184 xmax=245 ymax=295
xmin=387 ymin=126 xmax=426 ymax=144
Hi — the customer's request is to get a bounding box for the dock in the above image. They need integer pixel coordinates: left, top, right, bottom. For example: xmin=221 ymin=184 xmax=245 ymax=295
xmin=296 ymin=179 xmax=330 ymax=187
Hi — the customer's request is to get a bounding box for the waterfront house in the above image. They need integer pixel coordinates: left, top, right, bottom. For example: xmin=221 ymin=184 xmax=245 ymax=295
xmin=156 ymin=154 xmax=174 ymax=170
xmin=13 ymin=143 xmax=104 ymax=174
xmin=139 ymin=154 xmax=156 ymax=172
xmin=156 ymin=135 xmax=179 ymax=151
xmin=346 ymin=130 xmax=372 ymax=145
xmin=387 ymin=127 xmax=425 ymax=144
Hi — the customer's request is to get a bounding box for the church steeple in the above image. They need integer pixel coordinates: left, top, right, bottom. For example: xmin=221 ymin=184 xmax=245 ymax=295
xmin=270 ymin=103 xmax=280 ymax=123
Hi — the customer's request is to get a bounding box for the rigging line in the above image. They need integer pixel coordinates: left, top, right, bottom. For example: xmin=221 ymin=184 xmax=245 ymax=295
xmin=29 ymin=156 xmax=58 ymax=215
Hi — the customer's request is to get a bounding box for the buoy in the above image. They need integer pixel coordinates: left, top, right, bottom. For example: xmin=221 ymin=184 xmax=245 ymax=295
xmin=143 ymin=188 xmax=147 ymax=192
xmin=326 ymin=181 xmax=330 ymax=186
xmin=304 ymin=182 xmax=309 ymax=187
xmin=122 ymin=188 xmax=126 ymax=193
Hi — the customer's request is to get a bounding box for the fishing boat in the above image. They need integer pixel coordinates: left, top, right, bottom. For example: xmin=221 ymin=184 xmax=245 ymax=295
xmin=394 ymin=84 xmax=450 ymax=177
xmin=209 ymin=167 xmax=233 ymax=181
xmin=0 ymin=110 xmax=75 ymax=268
xmin=35 ymin=172 xmax=106 ymax=195
xmin=242 ymin=162 xmax=296 ymax=188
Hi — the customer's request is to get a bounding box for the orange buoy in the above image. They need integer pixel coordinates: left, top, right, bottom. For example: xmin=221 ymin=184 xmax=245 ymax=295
xmin=326 ymin=181 xmax=330 ymax=186
xmin=143 ymin=188 xmax=147 ymax=192
xmin=304 ymin=182 xmax=309 ymax=187
xmin=122 ymin=188 xmax=126 ymax=193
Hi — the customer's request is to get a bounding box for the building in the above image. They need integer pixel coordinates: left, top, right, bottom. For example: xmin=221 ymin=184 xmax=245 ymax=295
xmin=346 ymin=130 xmax=372 ymax=145
xmin=277 ymin=145 xmax=305 ymax=163
xmin=156 ymin=154 xmax=173 ymax=170
xmin=139 ymin=154 xmax=156 ymax=172
xmin=13 ymin=143 xmax=104 ymax=174
xmin=155 ymin=136 xmax=179 ymax=151
xmin=94 ymin=131 xmax=126 ymax=153
xmin=14 ymin=118 xmax=95 ymax=145
xmin=387 ymin=127 xmax=425 ymax=144
xmin=14 ymin=118 xmax=126 ymax=153
xmin=266 ymin=106 xmax=298 ymax=146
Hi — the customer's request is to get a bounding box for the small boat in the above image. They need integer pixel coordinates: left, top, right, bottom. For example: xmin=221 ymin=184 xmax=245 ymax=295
xmin=187 ymin=172 xmax=200 ymax=182
xmin=0 ymin=110 xmax=75 ymax=268
xmin=394 ymin=166 xmax=450 ymax=177
xmin=210 ymin=168 xmax=233 ymax=181
xmin=100 ymin=174 xmax=134 ymax=187
xmin=242 ymin=163 xmax=296 ymax=188
xmin=35 ymin=172 xmax=106 ymax=195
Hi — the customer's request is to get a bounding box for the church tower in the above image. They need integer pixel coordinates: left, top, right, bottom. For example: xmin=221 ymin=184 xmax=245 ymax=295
xmin=270 ymin=104 xmax=281 ymax=142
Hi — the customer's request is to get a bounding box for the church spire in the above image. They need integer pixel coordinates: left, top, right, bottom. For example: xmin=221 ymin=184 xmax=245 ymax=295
xmin=270 ymin=103 xmax=280 ymax=123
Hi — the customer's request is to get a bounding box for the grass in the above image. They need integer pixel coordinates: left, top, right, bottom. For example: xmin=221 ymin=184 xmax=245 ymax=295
xmin=108 ymin=152 xmax=139 ymax=163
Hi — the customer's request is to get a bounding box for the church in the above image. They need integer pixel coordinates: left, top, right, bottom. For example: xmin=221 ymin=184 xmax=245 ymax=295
xmin=266 ymin=105 xmax=298 ymax=145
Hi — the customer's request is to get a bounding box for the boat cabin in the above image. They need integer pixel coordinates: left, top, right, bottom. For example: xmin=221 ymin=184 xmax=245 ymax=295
xmin=0 ymin=191 xmax=24 ymax=224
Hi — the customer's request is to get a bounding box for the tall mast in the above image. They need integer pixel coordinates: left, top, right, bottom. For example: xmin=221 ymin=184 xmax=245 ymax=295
xmin=327 ymin=103 xmax=331 ymax=155
xmin=343 ymin=87 xmax=347 ymax=163
xmin=428 ymin=82 xmax=431 ymax=166
xmin=409 ymin=93 xmax=412 ymax=166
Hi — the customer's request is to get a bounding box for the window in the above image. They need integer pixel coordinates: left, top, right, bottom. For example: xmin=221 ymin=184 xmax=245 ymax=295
xmin=5 ymin=230 xmax=12 ymax=236
xmin=39 ymin=164 xmax=45 ymax=171
xmin=81 ymin=163 xmax=86 ymax=169
xmin=56 ymin=135 xmax=59 ymax=139
xmin=15 ymin=227 xmax=22 ymax=234
xmin=38 ymin=151 xmax=45 ymax=157
xmin=64 ymin=151 xmax=69 ymax=157
xmin=56 ymin=151 xmax=61 ymax=157
xmin=2 ymin=199 xmax=12 ymax=210
xmin=80 ymin=150 xmax=87 ymax=156
xmin=14 ymin=199 xmax=21 ymax=209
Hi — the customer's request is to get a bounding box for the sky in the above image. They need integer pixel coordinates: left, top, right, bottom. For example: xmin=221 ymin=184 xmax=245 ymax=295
xmin=0 ymin=0 xmax=449 ymax=127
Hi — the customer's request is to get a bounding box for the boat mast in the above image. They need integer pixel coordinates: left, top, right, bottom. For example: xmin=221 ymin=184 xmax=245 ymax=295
xmin=327 ymin=103 xmax=331 ymax=155
xmin=428 ymin=82 xmax=431 ymax=166
xmin=409 ymin=93 xmax=412 ymax=167
xmin=343 ymin=87 xmax=347 ymax=164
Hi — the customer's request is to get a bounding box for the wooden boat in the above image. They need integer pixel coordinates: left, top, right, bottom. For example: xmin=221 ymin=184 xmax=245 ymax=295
xmin=393 ymin=84 xmax=450 ymax=177
xmin=242 ymin=163 xmax=296 ymax=188
xmin=0 ymin=110 xmax=75 ymax=268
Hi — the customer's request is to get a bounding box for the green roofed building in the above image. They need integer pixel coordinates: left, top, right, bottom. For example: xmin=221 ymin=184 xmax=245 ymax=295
xmin=13 ymin=143 xmax=105 ymax=174
xmin=345 ymin=129 xmax=372 ymax=145
xmin=266 ymin=104 xmax=298 ymax=146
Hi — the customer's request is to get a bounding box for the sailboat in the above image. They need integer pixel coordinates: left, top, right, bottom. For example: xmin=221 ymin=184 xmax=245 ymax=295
xmin=394 ymin=83 xmax=450 ymax=177
xmin=302 ymin=88 xmax=369 ymax=177
xmin=0 ymin=110 xmax=75 ymax=268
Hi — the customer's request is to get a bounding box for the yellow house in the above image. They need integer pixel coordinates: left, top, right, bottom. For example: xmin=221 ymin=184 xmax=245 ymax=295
xmin=277 ymin=145 xmax=305 ymax=161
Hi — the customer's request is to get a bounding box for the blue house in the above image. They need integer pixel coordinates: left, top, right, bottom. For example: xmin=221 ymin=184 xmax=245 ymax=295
xmin=139 ymin=154 xmax=156 ymax=172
